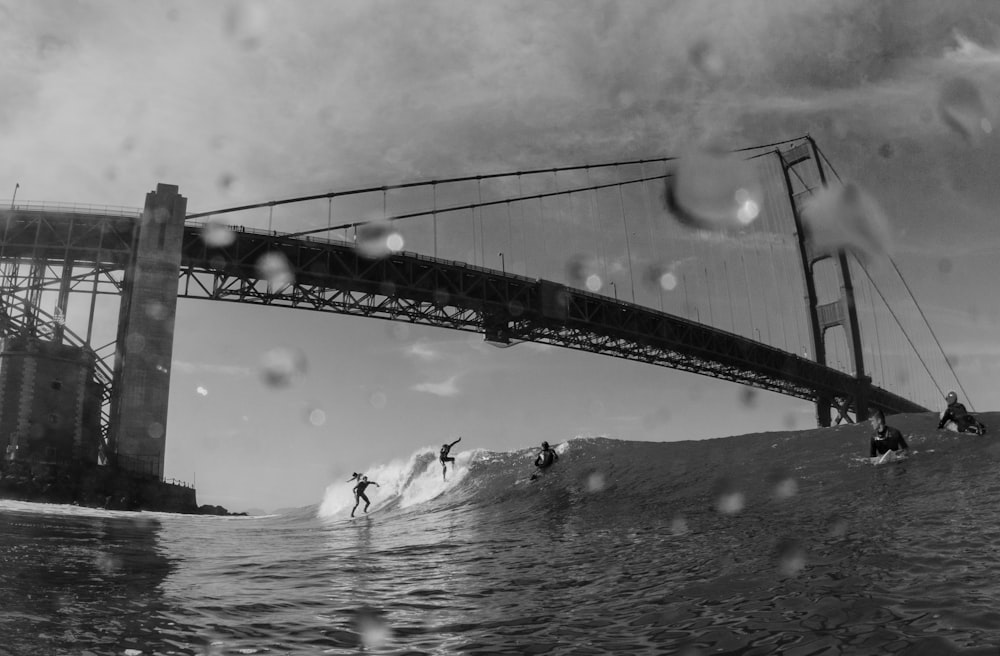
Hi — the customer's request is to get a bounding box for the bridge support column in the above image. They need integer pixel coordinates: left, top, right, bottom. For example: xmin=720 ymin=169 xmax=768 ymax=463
xmin=109 ymin=184 xmax=186 ymax=479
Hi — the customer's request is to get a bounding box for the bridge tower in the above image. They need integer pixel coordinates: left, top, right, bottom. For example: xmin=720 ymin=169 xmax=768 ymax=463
xmin=780 ymin=137 xmax=870 ymax=426
xmin=109 ymin=184 xmax=187 ymax=478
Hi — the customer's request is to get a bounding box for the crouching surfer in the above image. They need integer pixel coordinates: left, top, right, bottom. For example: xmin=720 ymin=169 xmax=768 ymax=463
xmin=348 ymin=473 xmax=380 ymax=517
xmin=937 ymin=391 xmax=987 ymax=435
xmin=530 ymin=441 xmax=559 ymax=481
xmin=869 ymin=410 xmax=908 ymax=461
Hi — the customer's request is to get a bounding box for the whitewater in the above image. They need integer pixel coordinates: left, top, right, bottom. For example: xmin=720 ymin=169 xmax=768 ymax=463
xmin=3 ymin=412 xmax=1000 ymax=655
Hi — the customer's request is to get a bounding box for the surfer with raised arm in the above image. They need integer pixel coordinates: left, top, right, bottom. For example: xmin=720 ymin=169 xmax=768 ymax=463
xmin=350 ymin=475 xmax=380 ymax=517
xmin=530 ymin=441 xmax=559 ymax=481
xmin=440 ymin=436 xmax=462 ymax=481
xmin=869 ymin=410 xmax=908 ymax=459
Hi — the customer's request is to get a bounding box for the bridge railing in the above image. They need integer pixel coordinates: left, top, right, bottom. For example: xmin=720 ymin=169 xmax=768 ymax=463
xmin=2 ymin=200 xmax=142 ymax=218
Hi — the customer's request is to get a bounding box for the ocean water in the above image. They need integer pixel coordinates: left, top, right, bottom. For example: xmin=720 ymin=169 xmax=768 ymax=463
xmin=3 ymin=412 xmax=1000 ymax=656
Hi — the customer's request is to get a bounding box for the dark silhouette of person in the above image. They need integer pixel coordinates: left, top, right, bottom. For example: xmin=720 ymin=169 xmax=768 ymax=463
xmin=869 ymin=409 xmax=909 ymax=458
xmin=530 ymin=441 xmax=559 ymax=480
xmin=350 ymin=475 xmax=380 ymax=517
xmin=439 ymin=437 xmax=461 ymax=480
xmin=937 ymin=391 xmax=987 ymax=435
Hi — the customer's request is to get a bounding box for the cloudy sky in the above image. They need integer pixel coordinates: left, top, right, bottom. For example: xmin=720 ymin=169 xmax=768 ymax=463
xmin=3 ymin=1 xmax=999 ymax=512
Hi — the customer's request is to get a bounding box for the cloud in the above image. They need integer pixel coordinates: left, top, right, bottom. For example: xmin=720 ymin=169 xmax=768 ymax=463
xmin=405 ymin=342 xmax=440 ymax=361
xmin=412 ymin=375 xmax=460 ymax=397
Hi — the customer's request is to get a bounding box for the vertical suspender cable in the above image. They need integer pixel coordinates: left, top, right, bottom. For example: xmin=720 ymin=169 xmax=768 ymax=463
xmin=586 ymin=167 xmax=609 ymax=286
xmin=616 ymin=169 xmax=636 ymax=303
xmin=432 ymin=183 xmax=438 ymax=258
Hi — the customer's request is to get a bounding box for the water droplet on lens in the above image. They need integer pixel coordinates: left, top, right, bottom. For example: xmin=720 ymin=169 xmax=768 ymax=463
xmin=202 ymin=217 xmax=236 ymax=248
xmin=938 ymin=258 xmax=952 ymax=274
xmin=800 ymin=183 xmax=892 ymax=262
xmin=223 ymin=1 xmax=269 ymax=50
xmin=259 ymin=347 xmax=306 ymax=388
xmin=878 ymin=142 xmax=894 ymax=159
xmin=938 ymin=76 xmax=994 ymax=146
xmin=782 ymin=413 xmax=797 ymax=429
xmin=147 ymin=422 xmax=164 ymax=439
xmin=688 ymin=39 xmax=726 ymax=81
xmin=369 ymin=391 xmax=387 ymax=409
xmin=357 ymin=220 xmax=403 ymax=259
xmin=145 ymin=301 xmax=168 ymax=321
xmin=670 ymin=514 xmax=688 ymax=535
xmin=773 ymin=478 xmax=798 ymax=500
xmin=566 ymin=254 xmax=602 ymax=290
xmin=387 ymin=322 xmax=409 ymax=341
xmin=739 ymin=386 xmax=757 ymax=408
xmin=716 ymin=491 xmax=745 ymax=515
xmin=309 ymin=409 xmax=326 ymax=427
xmin=126 ymin=332 xmax=146 ymax=353
xmin=664 ymin=149 xmax=763 ymax=231
xmin=586 ymin=471 xmax=606 ymax=492
xmin=356 ymin=607 xmax=392 ymax=650
xmin=828 ymin=515 xmax=849 ymax=537
xmin=255 ymin=252 xmax=294 ymax=293
xmin=776 ymin=538 xmax=806 ymax=576
xmin=196 ymin=386 xmax=208 ymax=396
xmin=507 ymin=300 xmax=524 ymax=317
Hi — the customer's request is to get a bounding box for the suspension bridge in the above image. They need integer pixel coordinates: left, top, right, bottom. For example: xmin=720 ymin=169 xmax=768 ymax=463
xmin=0 ymin=135 xmax=970 ymax=482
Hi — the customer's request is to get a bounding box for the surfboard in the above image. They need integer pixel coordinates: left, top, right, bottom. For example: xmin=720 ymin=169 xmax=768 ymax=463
xmin=871 ymin=450 xmax=907 ymax=466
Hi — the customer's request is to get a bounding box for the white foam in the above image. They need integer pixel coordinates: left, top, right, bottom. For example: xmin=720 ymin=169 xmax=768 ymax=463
xmin=317 ymin=447 xmax=480 ymax=518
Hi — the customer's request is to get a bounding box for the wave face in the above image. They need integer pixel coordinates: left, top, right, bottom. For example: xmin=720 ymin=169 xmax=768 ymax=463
xmin=4 ymin=412 xmax=1000 ymax=655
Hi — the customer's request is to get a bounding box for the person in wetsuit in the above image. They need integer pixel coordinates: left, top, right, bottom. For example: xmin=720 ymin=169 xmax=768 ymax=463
xmin=530 ymin=441 xmax=559 ymax=480
xmin=351 ymin=475 xmax=380 ymax=517
xmin=439 ymin=437 xmax=462 ymax=481
xmin=869 ymin=409 xmax=909 ymax=458
xmin=937 ymin=391 xmax=987 ymax=435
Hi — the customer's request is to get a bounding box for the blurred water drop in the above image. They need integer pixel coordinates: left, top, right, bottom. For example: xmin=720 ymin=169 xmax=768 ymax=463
xmin=355 ymin=607 xmax=392 ymax=650
xmin=828 ymin=515 xmax=849 ymax=537
xmin=255 ymin=252 xmax=294 ymax=293
xmin=716 ymin=491 xmax=744 ymax=515
xmin=209 ymin=254 xmax=228 ymax=271
xmin=586 ymin=471 xmax=606 ymax=493
xmin=223 ymin=1 xmax=269 ymax=50
xmin=773 ymin=477 xmax=798 ymax=500
xmin=507 ymin=300 xmax=525 ymax=317
xmin=688 ymin=39 xmax=726 ymax=81
xmin=196 ymin=386 xmax=208 ymax=396
xmin=217 ymin=172 xmax=236 ymax=191
xmin=739 ymin=386 xmax=757 ymax=408
xmin=307 ymin=407 xmax=326 ymax=427
xmin=94 ymin=553 xmax=121 ymax=575
xmin=433 ymin=288 xmax=450 ymax=306
xmin=800 ymin=183 xmax=892 ymax=262
xmin=147 ymin=422 xmax=164 ymax=439
xmin=937 ymin=258 xmax=953 ymax=274
xmin=670 ymin=514 xmax=688 ymax=535
xmin=357 ymin=220 xmax=403 ymax=259
xmin=126 ymin=332 xmax=146 ymax=354
xmin=664 ymin=149 xmax=763 ymax=231
xmin=776 ymin=538 xmax=807 ymax=576
xmin=566 ymin=254 xmax=603 ymax=290
xmin=145 ymin=301 xmax=168 ymax=321
xmin=782 ymin=413 xmax=796 ymax=429
xmin=938 ymin=76 xmax=994 ymax=146
xmin=369 ymin=391 xmax=387 ymax=409
xmin=878 ymin=142 xmax=894 ymax=159
xmin=659 ymin=271 xmax=678 ymax=291
xmin=201 ymin=217 xmax=236 ymax=248
xmin=259 ymin=347 xmax=306 ymax=388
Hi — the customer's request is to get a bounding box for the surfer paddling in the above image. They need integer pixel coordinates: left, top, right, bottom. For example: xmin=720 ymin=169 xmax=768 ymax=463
xmin=530 ymin=441 xmax=559 ymax=481
xmin=440 ymin=437 xmax=462 ymax=481
xmin=869 ymin=410 xmax=908 ymax=459
xmin=348 ymin=474 xmax=380 ymax=517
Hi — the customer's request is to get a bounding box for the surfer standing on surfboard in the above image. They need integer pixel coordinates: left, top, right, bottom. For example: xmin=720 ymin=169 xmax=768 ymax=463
xmin=440 ymin=437 xmax=462 ymax=481
xmin=869 ymin=410 xmax=908 ymax=458
xmin=349 ymin=474 xmax=380 ymax=517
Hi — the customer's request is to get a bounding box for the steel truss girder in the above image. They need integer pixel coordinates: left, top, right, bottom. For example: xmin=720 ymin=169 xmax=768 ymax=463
xmin=181 ymin=228 xmax=927 ymax=416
